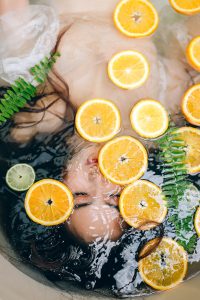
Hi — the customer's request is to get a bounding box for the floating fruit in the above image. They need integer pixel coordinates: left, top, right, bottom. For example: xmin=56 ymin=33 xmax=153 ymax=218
xmin=6 ymin=164 xmax=35 ymax=192
xmin=177 ymin=127 xmax=200 ymax=174
xmin=194 ymin=207 xmax=200 ymax=237
xmin=169 ymin=0 xmax=200 ymax=15
xmin=119 ymin=180 xmax=167 ymax=229
xmin=108 ymin=50 xmax=150 ymax=90
xmin=187 ymin=36 xmax=200 ymax=71
xmin=114 ymin=0 xmax=159 ymax=37
xmin=75 ymin=99 xmax=121 ymax=143
xmin=139 ymin=237 xmax=188 ymax=291
xmin=98 ymin=136 xmax=148 ymax=185
xmin=130 ymin=99 xmax=169 ymax=138
xmin=25 ymin=179 xmax=74 ymax=226
xmin=181 ymin=84 xmax=200 ymax=126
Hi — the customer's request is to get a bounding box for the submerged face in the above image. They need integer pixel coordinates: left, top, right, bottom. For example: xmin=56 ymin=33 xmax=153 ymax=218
xmin=63 ymin=144 xmax=127 ymax=244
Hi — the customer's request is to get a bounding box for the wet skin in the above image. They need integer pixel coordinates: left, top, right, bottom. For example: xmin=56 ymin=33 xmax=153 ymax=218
xmin=63 ymin=145 xmax=127 ymax=244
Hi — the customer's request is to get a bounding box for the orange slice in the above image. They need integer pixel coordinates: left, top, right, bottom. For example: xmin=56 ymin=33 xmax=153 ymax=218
xmin=181 ymin=84 xmax=200 ymax=126
xmin=187 ymin=36 xmax=200 ymax=71
xmin=108 ymin=50 xmax=150 ymax=90
xmin=114 ymin=0 xmax=159 ymax=37
xmin=177 ymin=127 xmax=200 ymax=174
xmin=119 ymin=180 xmax=167 ymax=229
xmin=75 ymin=99 xmax=121 ymax=143
xmin=169 ymin=0 xmax=200 ymax=15
xmin=130 ymin=99 xmax=169 ymax=139
xmin=139 ymin=237 xmax=188 ymax=291
xmin=25 ymin=179 xmax=74 ymax=226
xmin=194 ymin=207 xmax=200 ymax=237
xmin=98 ymin=136 xmax=148 ymax=186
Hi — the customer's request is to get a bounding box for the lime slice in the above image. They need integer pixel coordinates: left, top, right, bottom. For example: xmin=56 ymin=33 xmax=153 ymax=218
xmin=6 ymin=164 xmax=36 ymax=192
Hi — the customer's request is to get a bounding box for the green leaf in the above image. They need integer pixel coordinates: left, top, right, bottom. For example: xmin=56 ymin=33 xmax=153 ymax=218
xmin=0 ymin=52 xmax=60 ymax=124
xmin=156 ymin=125 xmax=198 ymax=253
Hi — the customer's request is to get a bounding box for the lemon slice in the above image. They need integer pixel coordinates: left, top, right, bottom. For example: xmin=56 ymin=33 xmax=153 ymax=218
xmin=75 ymin=99 xmax=121 ymax=143
xmin=194 ymin=207 xmax=200 ymax=237
xmin=169 ymin=0 xmax=200 ymax=15
xmin=6 ymin=164 xmax=35 ymax=192
xmin=98 ymin=136 xmax=148 ymax=186
xmin=181 ymin=84 xmax=200 ymax=126
xmin=130 ymin=99 xmax=169 ymax=139
xmin=139 ymin=237 xmax=188 ymax=291
xmin=114 ymin=0 xmax=159 ymax=37
xmin=187 ymin=36 xmax=200 ymax=71
xmin=25 ymin=179 xmax=74 ymax=226
xmin=119 ymin=180 xmax=167 ymax=229
xmin=108 ymin=50 xmax=150 ymax=90
xmin=176 ymin=127 xmax=200 ymax=174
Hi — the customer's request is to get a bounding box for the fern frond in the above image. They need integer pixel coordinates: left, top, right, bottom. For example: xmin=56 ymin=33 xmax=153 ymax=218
xmin=156 ymin=124 xmax=198 ymax=253
xmin=0 ymin=78 xmax=36 ymax=123
xmin=0 ymin=52 xmax=60 ymax=124
xmin=30 ymin=52 xmax=60 ymax=84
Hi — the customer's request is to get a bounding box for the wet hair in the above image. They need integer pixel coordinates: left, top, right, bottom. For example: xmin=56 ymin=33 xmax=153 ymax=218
xmin=0 ymin=24 xmax=76 ymax=130
xmin=0 ymin=29 xmax=166 ymax=296
xmin=0 ymin=118 xmax=166 ymax=296
xmin=0 ymin=82 xmax=166 ymax=295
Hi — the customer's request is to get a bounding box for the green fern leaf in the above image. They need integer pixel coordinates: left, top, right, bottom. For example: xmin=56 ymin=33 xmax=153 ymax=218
xmin=156 ymin=124 xmax=198 ymax=253
xmin=30 ymin=52 xmax=60 ymax=84
xmin=0 ymin=78 xmax=36 ymax=124
xmin=0 ymin=52 xmax=60 ymax=124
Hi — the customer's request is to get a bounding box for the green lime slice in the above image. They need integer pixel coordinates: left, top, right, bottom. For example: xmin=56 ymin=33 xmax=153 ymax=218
xmin=6 ymin=164 xmax=36 ymax=192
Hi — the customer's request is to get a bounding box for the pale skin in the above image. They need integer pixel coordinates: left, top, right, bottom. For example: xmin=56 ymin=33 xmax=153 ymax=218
xmin=1 ymin=0 xmax=200 ymax=244
xmin=63 ymin=144 xmax=127 ymax=244
xmin=3 ymin=0 xmax=199 ymax=139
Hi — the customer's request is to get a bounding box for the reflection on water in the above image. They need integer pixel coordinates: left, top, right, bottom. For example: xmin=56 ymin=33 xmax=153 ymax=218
xmin=0 ymin=0 xmax=200 ymax=297
xmin=0 ymin=115 xmax=199 ymax=298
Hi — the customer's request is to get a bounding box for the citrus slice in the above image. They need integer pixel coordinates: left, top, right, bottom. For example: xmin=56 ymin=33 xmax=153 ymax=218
xmin=181 ymin=84 xmax=200 ymax=126
xmin=75 ymin=99 xmax=121 ymax=143
xmin=25 ymin=179 xmax=74 ymax=226
xmin=98 ymin=136 xmax=148 ymax=186
xmin=114 ymin=0 xmax=159 ymax=37
xmin=187 ymin=36 xmax=200 ymax=71
xmin=194 ymin=207 xmax=200 ymax=237
xmin=139 ymin=237 xmax=188 ymax=291
xmin=176 ymin=127 xmax=200 ymax=174
xmin=130 ymin=99 xmax=169 ymax=139
xmin=119 ymin=180 xmax=167 ymax=229
xmin=6 ymin=164 xmax=35 ymax=192
xmin=169 ymin=0 xmax=200 ymax=15
xmin=108 ymin=50 xmax=150 ymax=90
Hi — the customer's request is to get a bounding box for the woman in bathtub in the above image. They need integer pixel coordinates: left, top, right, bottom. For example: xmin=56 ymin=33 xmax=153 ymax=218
xmin=1 ymin=0 xmax=200 ymax=294
xmin=0 ymin=0 xmax=200 ymax=246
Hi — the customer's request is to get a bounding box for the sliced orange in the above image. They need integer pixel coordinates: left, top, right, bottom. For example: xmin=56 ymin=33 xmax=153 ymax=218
xmin=130 ymin=99 xmax=169 ymax=139
xmin=139 ymin=237 xmax=188 ymax=291
xmin=177 ymin=127 xmax=200 ymax=174
xmin=169 ymin=0 xmax=200 ymax=15
xmin=194 ymin=207 xmax=200 ymax=237
xmin=108 ymin=50 xmax=150 ymax=90
xmin=187 ymin=36 xmax=200 ymax=71
xmin=25 ymin=179 xmax=74 ymax=226
xmin=75 ymin=99 xmax=121 ymax=143
xmin=181 ymin=84 xmax=200 ymax=126
xmin=119 ymin=180 xmax=167 ymax=229
xmin=98 ymin=136 xmax=148 ymax=186
xmin=114 ymin=0 xmax=159 ymax=37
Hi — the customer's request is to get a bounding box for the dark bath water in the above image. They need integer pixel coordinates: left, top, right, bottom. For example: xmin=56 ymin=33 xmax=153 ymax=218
xmin=0 ymin=116 xmax=200 ymax=298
